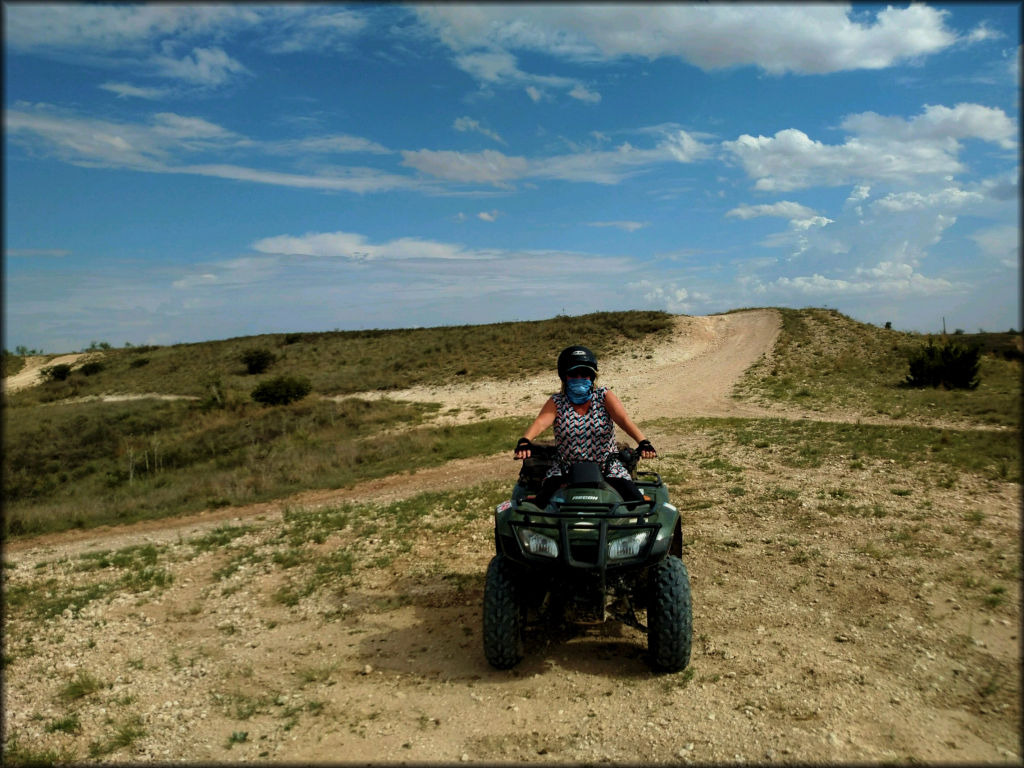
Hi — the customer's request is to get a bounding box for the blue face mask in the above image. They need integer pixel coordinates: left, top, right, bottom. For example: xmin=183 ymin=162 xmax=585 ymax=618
xmin=566 ymin=378 xmax=593 ymax=404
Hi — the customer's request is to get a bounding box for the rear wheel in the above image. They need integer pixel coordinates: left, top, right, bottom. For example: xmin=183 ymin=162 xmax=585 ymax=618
xmin=647 ymin=556 xmax=692 ymax=672
xmin=483 ymin=555 xmax=524 ymax=669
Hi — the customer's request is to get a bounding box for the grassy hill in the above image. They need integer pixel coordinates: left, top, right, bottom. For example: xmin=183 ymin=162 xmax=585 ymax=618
xmin=3 ymin=308 xmax=1019 ymax=538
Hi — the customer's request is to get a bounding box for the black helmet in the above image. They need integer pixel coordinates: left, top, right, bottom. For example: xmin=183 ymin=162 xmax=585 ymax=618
xmin=557 ymin=345 xmax=598 ymax=381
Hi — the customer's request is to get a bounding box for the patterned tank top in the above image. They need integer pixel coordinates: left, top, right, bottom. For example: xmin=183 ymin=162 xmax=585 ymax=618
xmin=546 ymin=386 xmax=629 ymax=480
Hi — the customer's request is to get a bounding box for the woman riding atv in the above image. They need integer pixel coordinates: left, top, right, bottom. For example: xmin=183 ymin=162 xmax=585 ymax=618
xmin=513 ymin=345 xmax=657 ymax=509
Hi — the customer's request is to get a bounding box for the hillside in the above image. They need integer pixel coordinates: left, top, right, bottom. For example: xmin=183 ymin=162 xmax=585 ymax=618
xmin=2 ymin=308 xmax=1020 ymax=764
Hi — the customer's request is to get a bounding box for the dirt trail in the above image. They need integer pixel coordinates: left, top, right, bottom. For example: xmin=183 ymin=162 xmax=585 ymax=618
xmin=3 ymin=353 xmax=91 ymax=393
xmin=3 ymin=309 xmax=1019 ymax=765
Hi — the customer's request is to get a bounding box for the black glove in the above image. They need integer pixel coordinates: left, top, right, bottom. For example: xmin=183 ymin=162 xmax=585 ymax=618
xmin=515 ymin=437 xmax=532 ymax=456
xmin=636 ymin=439 xmax=656 ymax=457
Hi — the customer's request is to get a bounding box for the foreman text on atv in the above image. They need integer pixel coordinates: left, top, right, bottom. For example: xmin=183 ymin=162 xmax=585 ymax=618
xmin=484 ymin=442 xmax=693 ymax=672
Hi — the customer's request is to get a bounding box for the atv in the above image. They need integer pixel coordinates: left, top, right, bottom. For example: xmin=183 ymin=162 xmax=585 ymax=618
xmin=484 ymin=442 xmax=692 ymax=672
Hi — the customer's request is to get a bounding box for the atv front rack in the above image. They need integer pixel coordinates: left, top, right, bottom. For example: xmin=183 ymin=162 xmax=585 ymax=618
xmin=509 ymin=502 xmax=660 ymax=570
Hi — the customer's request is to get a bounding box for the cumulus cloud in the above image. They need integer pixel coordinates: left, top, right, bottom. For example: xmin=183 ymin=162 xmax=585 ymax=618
xmin=726 ymin=201 xmax=833 ymax=230
xmin=763 ymin=262 xmax=958 ymax=297
xmin=477 ymin=210 xmax=500 ymax=222
xmin=415 ymin=4 xmax=957 ymax=75
xmin=631 ymin=280 xmax=709 ymax=313
xmin=723 ymin=103 xmax=1017 ymax=191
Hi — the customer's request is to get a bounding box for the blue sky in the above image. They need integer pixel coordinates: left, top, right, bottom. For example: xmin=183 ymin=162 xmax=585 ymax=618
xmin=4 ymin=3 xmax=1020 ymax=353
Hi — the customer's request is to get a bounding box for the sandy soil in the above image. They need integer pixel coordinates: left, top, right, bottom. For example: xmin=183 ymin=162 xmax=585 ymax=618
xmin=3 ymin=309 xmax=1020 ymax=764
xmin=3 ymin=353 xmax=92 ymax=394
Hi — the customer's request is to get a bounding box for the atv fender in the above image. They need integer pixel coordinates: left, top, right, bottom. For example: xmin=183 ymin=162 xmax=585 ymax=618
xmin=670 ymin=517 xmax=683 ymax=558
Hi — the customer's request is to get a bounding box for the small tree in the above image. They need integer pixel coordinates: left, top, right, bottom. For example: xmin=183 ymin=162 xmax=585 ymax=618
xmin=241 ymin=348 xmax=276 ymax=375
xmin=251 ymin=376 xmax=312 ymax=406
xmin=40 ymin=363 xmax=73 ymax=382
xmin=903 ymin=340 xmax=980 ymax=390
xmin=80 ymin=361 xmax=105 ymax=376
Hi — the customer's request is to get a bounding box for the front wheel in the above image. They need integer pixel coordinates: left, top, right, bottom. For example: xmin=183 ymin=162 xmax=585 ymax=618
xmin=647 ymin=555 xmax=693 ymax=672
xmin=483 ymin=555 xmax=524 ymax=669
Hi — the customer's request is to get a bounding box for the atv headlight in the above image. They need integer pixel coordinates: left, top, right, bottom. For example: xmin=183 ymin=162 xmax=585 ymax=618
xmin=608 ymin=531 xmax=650 ymax=560
xmin=517 ymin=529 xmax=558 ymax=558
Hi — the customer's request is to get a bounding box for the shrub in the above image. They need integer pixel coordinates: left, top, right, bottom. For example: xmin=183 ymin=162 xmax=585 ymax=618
xmin=241 ymin=348 xmax=276 ymax=375
xmin=251 ymin=376 xmax=312 ymax=406
xmin=40 ymin=363 xmax=72 ymax=382
xmin=903 ymin=340 xmax=980 ymax=390
xmin=80 ymin=361 xmax=105 ymax=376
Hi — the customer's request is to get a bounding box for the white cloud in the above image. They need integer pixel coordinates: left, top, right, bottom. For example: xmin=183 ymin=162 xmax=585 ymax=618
xmin=970 ymin=224 xmax=1020 ymax=267
xmin=4 ymin=104 xmax=421 ymax=193
xmin=454 ymin=48 xmax=600 ymax=104
xmin=151 ymin=46 xmax=249 ymax=86
xmin=870 ymin=187 xmax=986 ymax=213
xmin=401 ymin=148 xmax=530 ymax=185
xmin=630 ymin=280 xmax=709 ymax=314
xmin=763 ymin=262 xmax=958 ymax=297
xmin=99 ymin=81 xmax=171 ymax=100
xmin=453 ymin=116 xmax=506 ymax=145
xmin=267 ymin=135 xmax=392 ymax=155
xmin=250 ymin=231 xmax=495 ymax=261
xmin=965 ymin=23 xmax=1003 ymax=44
xmin=401 ymin=128 xmax=709 ymax=187
xmin=723 ymin=103 xmax=1017 ymax=191
xmin=727 ymin=201 xmax=818 ymax=220
xmin=843 ymin=102 xmax=1018 ymax=150
xmin=569 ymin=84 xmax=601 ymax=104
xmin=587 ymin=221 xmax=648 ymax=232
xmin=262 ymin=9 xmax=367 ymax=54
xmin=477 ymin=210 xmax=500 ymax=222
xmin=727 ymin=202 xmax=833 ymax=233
xmin=416 ymin=4 xmax=957 ymax=75
xmin=5 ymin=248 xmax=71 ymax=258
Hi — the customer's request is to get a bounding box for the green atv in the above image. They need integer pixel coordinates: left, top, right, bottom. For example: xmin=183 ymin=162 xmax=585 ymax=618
xmin=484 ymin=443 xmax=692 ymax=672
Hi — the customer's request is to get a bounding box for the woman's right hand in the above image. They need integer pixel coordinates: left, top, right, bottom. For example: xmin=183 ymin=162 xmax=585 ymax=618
xmin=514 ymin=437 xmax=532 ymax=459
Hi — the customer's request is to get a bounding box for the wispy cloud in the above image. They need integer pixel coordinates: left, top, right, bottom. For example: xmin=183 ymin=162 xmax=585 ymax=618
xmin=5 ymin=248 xmax=71 ymax=258
xmin=250 ymin=231 xmax=499 ymax=261
xmin=453 ymin=116 xmax=506 ymax=145
xmin=587 ymin=221 xmax=648 ymax=232
xmin=402 ymin=128 xmax=709 ymax=186
xmin=99 ymin=81 xmax=172 ymax=100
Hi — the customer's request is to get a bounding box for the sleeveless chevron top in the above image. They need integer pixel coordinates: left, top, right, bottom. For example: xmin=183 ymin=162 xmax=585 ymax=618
xmin=546 ymin=386 xmax=629 ymax=480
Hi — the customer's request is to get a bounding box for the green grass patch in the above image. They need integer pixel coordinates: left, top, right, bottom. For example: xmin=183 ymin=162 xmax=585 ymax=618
xmin=658 ymin=416 xmax=1020 ymax=483
xmin=59 ymin=670 xmax=105 ymax=702
xmin=736 ymin=308 xmax=1020 ymax=427
xmin=4 ymin=390 xmax=522 ymax=536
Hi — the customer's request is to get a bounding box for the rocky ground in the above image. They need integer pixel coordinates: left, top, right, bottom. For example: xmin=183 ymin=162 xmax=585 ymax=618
xmin=3 ymin=310 xmax=1020 ymax=764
